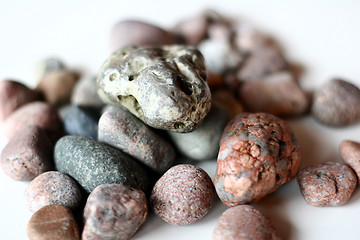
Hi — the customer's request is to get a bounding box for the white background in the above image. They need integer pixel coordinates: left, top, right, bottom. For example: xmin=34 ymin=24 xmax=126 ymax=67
xmin=1 ymin=0 xmax=360 ymax=239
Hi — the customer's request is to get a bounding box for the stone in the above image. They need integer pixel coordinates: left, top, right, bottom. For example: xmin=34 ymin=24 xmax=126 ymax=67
xmin=98 ymin=106 xmax=175 ymax=173
xmin=109 ymin=20 xmax=178 ymax=52
xmin=172 ymin=14 xmax=208 ymax=45
xmin=213 ymin=205 xmax=281 ymax=240
xmin=311 ymin=79 xmax=360 ymax=127
xmin=54 ymin=135 xmax=149 ymax=193
xmin=297 ymin=162 xmax=357 ymax=207
xmin=167 ymin=105 xmax=230 ymax=161
xmin=0 ymin=80 xmax=42 ymax=121
xmin=24 ymin=171 xmax=82 ymax=212
xmin=214 ymin=112 xmax=301 ymax=206
xmin=212 ymin=89 xmax=244 ymax=118
xmin=62 ymin=104 xmax=101 ymax=139
xmin=97 ymin=45 xmax=211 ymax=133
xmin=340 ymin=140 xmax=360 ymax=181
xmin=33 ymin=57 xmax=66 ymax=83
xmin=71 ymin=75 xmax=104 ymax=107
xmin=27 ymin=204 xmax=80 ymax=240
xmin=239 ymin=71 xmax=309 ymax=116
xmin=1 ymin=125 xmax=53 ymax=181
xmin=36 ymin=70 xmax=80 ymax=106
xmin=150 ymin=164 xmax=215 ymax=225
xmin=82 ymin=184 xmax=148 ymax=240
xmin=3 ymin=101 xmax=63 ymax=142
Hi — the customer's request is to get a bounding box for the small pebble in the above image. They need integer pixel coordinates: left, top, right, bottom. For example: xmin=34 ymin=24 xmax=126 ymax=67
xmin=340 ymin=140 xmax=360 ymax=181
xmin=36 ymin=70 xmax=79 ymax=106
xmin=167 ymin=105 xmax=230 ymax=161
xmin=212 ymin=89 xmax=244 ymax=117
xmin=311 ymin=78 xmax=360 ymax=127
xmin=3 ymin=101 xmax=63 ymax=142
xmin=1 ymin=125 xmax=53 ymax=181
xmin=33 ymin=57 xmax=66 ymax=83
xmin=24 ymin=171 xmax=82 ymax=212
xmin=297 ymin=162 xmax=357 ymax=207
xmin=27 ymin=204 xmax=80 ymax=240
xmin=71 ymin=75 xmax=104 ymax=107
xmin=82 ymin=184 xmax=148 ymax=240
xmin=54 ymin=135 xmax=149 ymax=193
xmin=0 ymin=80 xmax=42 ymax=121
xmin=214 ymin=112 xmax=301 ymax=206
xmin=172 ymin=13 xmax=208 ymax=45
xmin=98 ymin=106 xmax=175 ymax=173
xmin=213 ymin=205 xmax=281 ymax=240
xmin=150 ymin=164 xmax=215 ymax=225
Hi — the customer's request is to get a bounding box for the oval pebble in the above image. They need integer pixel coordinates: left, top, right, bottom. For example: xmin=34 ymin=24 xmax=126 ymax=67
xmin=27 ymin=204 xmax=80 ymax=240
xmin=54 ymin=135 xmax=149 ymax=193
xmin=150 ymin=164 xmax=215 ymax=225
xmin=213 ymin=205 xmax=281 ymax=240
xmin=71 ymin=75 xmax=104 ymax=107
xmin=82 ymin=184 xmax=148 ymax=240
xmin=1 ymin=125 xmax=53 ymax=181
xmin=214 ymin=112 xmax=301 ymax=206
xmin=24 ymin=171 xmax=82 ymax=212
xmin=297 ymin=162 xmax=357 ymax=207
xmin=340 ymin=140 xmax=360 ymax=180
xmin=98 ymin=106 xmax=175 ymax=173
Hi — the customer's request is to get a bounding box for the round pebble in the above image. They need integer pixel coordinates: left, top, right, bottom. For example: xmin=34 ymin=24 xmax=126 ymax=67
xmin=71 ymin=75 xmax=104 ymax=107
xmin=340 ymin=140 xmax=360 ymax=181
xmin=212 ymin=89 xmax=244 ymax=118
xmin=297 ymin=162 xmax=357 ymax=206
xmin=213 ymin=205 xmax=281 ymax=240
xmin=33 ymin=57 xmax=66 ymax=83
xmin=27 ymin=204 xmax=80 ymax=240
xmin=214 ymin=112 xmax=301 ymax=206
xmin=150 ymin=164 xmax=215 ymax=225
xmin=82 ymin=184 xmax=148 ymax=240
xmin=24 ymin=171 xmax=82 ymax=212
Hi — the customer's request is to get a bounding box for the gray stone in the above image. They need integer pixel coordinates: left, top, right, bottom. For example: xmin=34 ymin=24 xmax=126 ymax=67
xmin=71 ymin=75 xmax=104 ymax=107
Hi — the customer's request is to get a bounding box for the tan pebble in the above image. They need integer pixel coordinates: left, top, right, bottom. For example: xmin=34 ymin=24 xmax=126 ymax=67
xmin=212 ymin=89 xmax=244 ymax=117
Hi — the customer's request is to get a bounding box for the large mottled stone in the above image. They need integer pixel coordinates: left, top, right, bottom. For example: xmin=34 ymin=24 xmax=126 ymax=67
xmin=97 ymin=45 xmax=211 ymax=133
xmin=54 ymin=135 xmax=149 ymax=193
xmin=98 ymin=106 xmax=175 ymax=173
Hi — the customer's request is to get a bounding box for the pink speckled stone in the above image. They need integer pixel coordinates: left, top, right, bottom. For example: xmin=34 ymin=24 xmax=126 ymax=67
xmin=339 ymin=140 xmax=360 ymax=181
xmin=150 ymin=164 xmax=215 ymax=225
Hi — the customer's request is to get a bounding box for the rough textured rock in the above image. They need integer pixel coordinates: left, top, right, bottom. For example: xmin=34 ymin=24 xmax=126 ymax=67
xmin=71 ymin=75 xmax=104 ymax=107
xmin=97 ymin=45 xmax=211 ymax=133
xmin=33 ymin=57 xmax=66 ymax=83
xmin=0 ymin=80 xmax=42 ymax=121
xmin=24 ymin=171 xmax=82 ymax=212
xmin=150 ymin=164 xmax=215 ymax=225
xmin=54 ymin=135 xmax=149 ymax=193
xmin=214 ymin=112 xmax=301 ymax=206
xmin=3 ymin=101 xmax=63 ymax=142
xmin=36 ymin=70 xmax=79 ymax=106
xmin=109 ymin=20 xmax=178 ymax=52
xmin=167 ymin=105 xmax=230 ymax=160
xmin=27 ymin=204 xmax=80 ymax=240
xmin=340 ymin=140 xmax=360 ymax=181
xmin=1 ymin=125 xmax=53 ymax=181
xmin=82 ymin=184 xmax=148 ymax=240
xmin=311 ymin=79 xmax=360 ymax=127
xmin=213 ymin=205 xmax=281 ymax=240
xmin=98 ymin=106 xmax=175 ymax=173
xmin=239 ymin=71 xmax=308 ymax=116
xmin=297 ymin=162 xmax=357 ymax=207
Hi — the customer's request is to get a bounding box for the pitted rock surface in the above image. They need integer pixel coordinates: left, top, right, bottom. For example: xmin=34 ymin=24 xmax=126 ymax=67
xmin=97 ymin=45 xmax=211 ymax=133
xmin=214 ymin=112 xmax=301 ymax=206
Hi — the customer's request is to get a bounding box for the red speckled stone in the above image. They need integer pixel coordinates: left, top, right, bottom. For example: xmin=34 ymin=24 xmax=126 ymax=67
xmin=214 ymin=112 xmax=301 ymax=206
xmin=150 ymin=164 xmax=215 ymax=225
xmin=339 ymin=140 xmax=360 ymax=181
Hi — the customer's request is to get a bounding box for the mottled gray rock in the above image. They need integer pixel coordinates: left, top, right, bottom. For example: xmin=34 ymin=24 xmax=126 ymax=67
xmin=24 ymin=171 xmax=82 ymax=212
xmin=98 ymin=106 xmax=175 ymax=173
xmin=97 ymin=45 xmax=211 ymax=133
xmin=82 ymin=184 xmax=148 ymax=240
xmin=33 ymin=57 xmax=66 ymax=83
xmin=71 ymin=75 xmax=104 ymax=107
xmin=312 ymin=79 xmax=360 ymax=127
xmin=54 ymin=135 xmax=149 ymax=193
xmin=167 ymin=105 xmax=230 ymax=160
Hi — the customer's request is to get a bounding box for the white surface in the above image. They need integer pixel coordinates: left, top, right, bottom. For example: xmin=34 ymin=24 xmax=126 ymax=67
xmin=1 ymin=0 xmax=360 ymax=239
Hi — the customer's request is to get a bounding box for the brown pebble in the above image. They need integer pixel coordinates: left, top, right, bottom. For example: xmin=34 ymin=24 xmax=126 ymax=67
xmin=25 ymin=171 xmax=82 ymax=212
xmin=82 ymin=184 xmax=148 ymax=240
xmin=3 ymin=101 xmax=63 ymax=142
xmin=36 ymin=70 xmax=79 ymax=106
xmin=150 ymin=164 xmax=215 ymax=225
xmin=1 ymin=125 xmax=53 ymax=181
xmin=0 ymin=80 xmax=42 ymax=121
xmin=297 ymin=162 xmax=357 ymax=207
xmin=340 ymin=140 xmax=360 ymax=181
xmin=212 ymin=89 xmax=244 ymax=118
xmin=213 ymin=205 xmax=281 ymax=240
xmin=27 ymin=204 xmax=79 ymax=240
